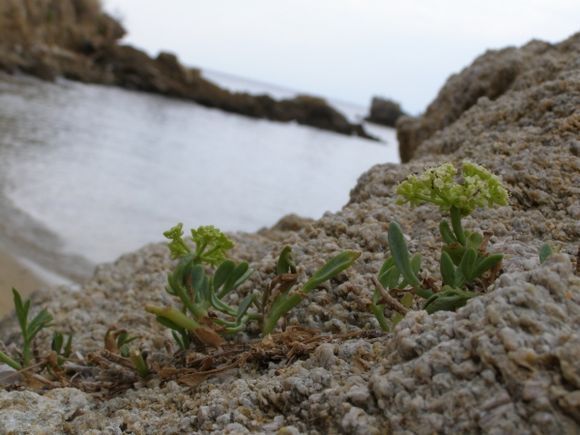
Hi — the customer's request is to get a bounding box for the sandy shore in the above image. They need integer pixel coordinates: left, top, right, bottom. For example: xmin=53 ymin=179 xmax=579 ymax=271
xmin=0 ymin=250 xmax=48 ymax=317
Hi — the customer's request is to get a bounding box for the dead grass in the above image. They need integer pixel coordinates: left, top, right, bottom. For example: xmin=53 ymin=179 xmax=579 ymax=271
xmin=0 ymin=327 xmax=383 ymax=396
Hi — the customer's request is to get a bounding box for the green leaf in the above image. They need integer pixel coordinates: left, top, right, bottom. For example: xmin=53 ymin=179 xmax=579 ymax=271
xmin=439 ymin=221 xmax=457 ymax=245
xmin=459 ymin=248 xmax=477 ymax=283
xmin=27 ymin=309 xmax=53 ymax=340
xmin=450 ymin=206 xmax=466 ymax=245
xmin=146 ymin=305 xmax=202 ymax=331
xmin=198 ymin=274 xmax=211 ymax=306
xmin=117 ymin=332 xmax=138 ymax=348
xmin=410 ymin=254 xmax=422 ymax=276
xmin=219 ymin=262 xmax=252 ymax=298
xmin=440 ymin=251 xmax=456 ymax=286
xmin=473 ymin=254 xmax=503 ymax=278
xmin=423 ymin=287 xmax=476 ymax=314
xmin=443 ymin=244 xmax=466 ymax=266
xmin=466 ymin=231 xmax=483 ymax=250
xmin=129 ymin=350 xmax=150 ymax=378
xmin=378 ymin=257 xmax=395 ymax=278
xmin=169 ymin=264 xmax=206 ymax=319
xmin=63 ymin=334 xmax=73 ymax=358
xmin=166 ymin=254 xmax=194 ymax=295
xmin=190 ymin=264 xmax=206 ymax=296
xmin=387 ymin=222 xmax=422 ymax=289
xmin=539 ymin=244 xmax=553 ymax=264
xmin=12 ymin=288 xmax=28 ymax=336
xmin=51 ymin=332 xmax=63 ymax=354
xmin=171 ymin=330 xmax=187 ymax=350
xmin=236 ymin=294 xmax=255 ymax=322
xmin=302 ymin=251 xmax=360 ymax=293
xmin=400 ymin=292 xmax=414 ymax=308
xmin=276 ymin=246 xmax=297 ymax=275
xmin=371 ymin=292 xmax=389 ymax=332
xmin=209 ymin=289 xmax=238 ymax=316
xmin=379 ymin=266 xmax=401 ymax=290
xmin=213 ymin=260 xmax=235 ymax=291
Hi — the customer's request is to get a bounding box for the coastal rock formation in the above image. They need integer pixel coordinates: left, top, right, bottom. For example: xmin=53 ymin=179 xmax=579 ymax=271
xmin=1 ymin=28 xmax=579 ymax=435
xmin=0 ymin=0 xmax=375 ymax=140
xmin=396 ymin=36 xmax=575 ymax=162
xmin=366 ymin=96 xmax=406 ymax=127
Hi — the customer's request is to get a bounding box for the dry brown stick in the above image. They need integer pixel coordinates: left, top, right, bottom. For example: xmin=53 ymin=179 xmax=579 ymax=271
xmin=372 ymin=276 xmax=410 ymax=315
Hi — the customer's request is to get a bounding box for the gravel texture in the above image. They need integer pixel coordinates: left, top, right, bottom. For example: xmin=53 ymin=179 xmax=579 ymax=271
xmin=0 ymin=32 xmax=579 ymax=434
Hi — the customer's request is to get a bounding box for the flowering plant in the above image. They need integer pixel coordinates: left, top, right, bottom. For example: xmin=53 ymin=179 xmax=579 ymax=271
xmin=372 ymin=162 xmax=508 ymax=329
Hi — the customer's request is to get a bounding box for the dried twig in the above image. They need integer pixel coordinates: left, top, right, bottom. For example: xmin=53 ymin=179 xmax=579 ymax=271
xmin=372 ymin=276 xmax=409 ymax=315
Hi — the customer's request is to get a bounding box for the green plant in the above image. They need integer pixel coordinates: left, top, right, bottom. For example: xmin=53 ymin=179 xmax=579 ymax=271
xmin=539 ymin=243 xmax=553 ymax=264
xmin=51 ymin=331 xmax=73 ymax=366
xmin=147 ymin=224 xmax=255 ymax=348
xmin=372 ymin=162 xmax=509 ymax=329
xmin=0 ymin=288 xmax=53 ymax=369
xmin=104 ymin=328 xmax=150 ymax=378
xmin=148 ymin=225 xmax=360 ymax=347
xmin=261 ymin=246 xmax=360 ymax=335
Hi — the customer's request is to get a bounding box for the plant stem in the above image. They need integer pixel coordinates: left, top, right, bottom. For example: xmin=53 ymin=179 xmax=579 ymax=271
xmin=372 ymin=277 xmax=409 ymax=315
xmin=22 ymin=343 xmax=31 ymax=367
xmin=450 ymin=206 xmax=466 ymax=245
xmin=0 ymin=350 xmax=22 ymax=370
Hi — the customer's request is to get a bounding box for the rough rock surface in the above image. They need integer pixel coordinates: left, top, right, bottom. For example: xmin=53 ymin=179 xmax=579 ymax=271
xmin=0 ymin=0 xmax=375 ymax=140
xmin=1 ymin=32 xmax=579 ymax=433
xmin=397 ymin=33 xmax=580 ymax=162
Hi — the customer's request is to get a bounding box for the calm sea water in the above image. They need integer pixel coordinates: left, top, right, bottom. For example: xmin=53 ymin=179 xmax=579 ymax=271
xmin=0 ymin=73 xmax=398 ymax=282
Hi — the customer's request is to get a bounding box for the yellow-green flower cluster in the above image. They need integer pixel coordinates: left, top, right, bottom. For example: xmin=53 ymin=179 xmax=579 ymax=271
xmin=163 ymin=223 xmax=190 ymax=259
xmin=396 ymin=162 xmax=508 ymax=215
xmin=191 ymin=225 xmax=234 ymax=265
xmin=164 ymin=224 xmax=234 ymax=264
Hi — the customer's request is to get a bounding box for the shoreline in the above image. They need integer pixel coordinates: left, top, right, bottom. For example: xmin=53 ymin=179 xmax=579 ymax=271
xmin=0 ymin=250 xmax=47 ymax=317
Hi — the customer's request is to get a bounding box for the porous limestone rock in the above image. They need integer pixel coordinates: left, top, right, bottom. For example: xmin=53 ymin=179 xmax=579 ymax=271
xmin=0 ymin=32 xmax=578 ymax=434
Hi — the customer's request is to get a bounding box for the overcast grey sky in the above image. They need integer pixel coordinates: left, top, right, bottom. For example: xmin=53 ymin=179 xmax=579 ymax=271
xmin=103 ymin=0 xmax=579 ymax=114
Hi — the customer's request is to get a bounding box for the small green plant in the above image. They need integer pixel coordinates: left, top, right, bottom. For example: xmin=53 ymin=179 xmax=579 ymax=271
xmin=372 ymin=162 xmax=509 ymax=329
xmin=0 ymin=288 xmax=53 ymax=369
xmin=261 ymin=246 xmax=360 ymax=335
xmin=104 ymin=328 xmax=150 ymax=378
xmin=147 ymin=224 xmax=360 ymax=347
xmin=51 ymin=331 xmax=73 ymax=366
xmin=539 ymin=243 xmax=553 ymax=264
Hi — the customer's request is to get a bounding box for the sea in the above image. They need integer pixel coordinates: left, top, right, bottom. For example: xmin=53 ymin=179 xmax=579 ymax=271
xmin=0 ymin=71 xmax=398 ymax=284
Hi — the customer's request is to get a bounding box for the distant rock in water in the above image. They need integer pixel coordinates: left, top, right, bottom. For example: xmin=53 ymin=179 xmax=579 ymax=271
xmin=365 ymin=96 xmax=406 ymax=127
xmin=0 ymin=0 xmax=376 ymax=141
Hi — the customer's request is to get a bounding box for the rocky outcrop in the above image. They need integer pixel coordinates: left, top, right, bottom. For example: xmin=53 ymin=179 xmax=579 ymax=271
xmin=1 ymin=28 xmax=579 ymax=435
xmin=0 ymin=1 xmax=375 ymax=140
xmin=365 ymin=96 xmax=406 ymax=127
xmin=395 ymin=36 xmax=573 ymax=162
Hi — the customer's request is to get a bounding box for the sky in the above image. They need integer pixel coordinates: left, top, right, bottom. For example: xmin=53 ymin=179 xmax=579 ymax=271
xmin=103 ymin=0 xmax=580 ymax=114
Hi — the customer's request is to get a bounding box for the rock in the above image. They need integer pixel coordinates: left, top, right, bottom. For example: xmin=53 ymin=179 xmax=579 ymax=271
xmin=396 ymin=38 xmax=556 ymax=162
xmin=155 ymin=51 xmax=187 ymax=83
xmin=0 ymin=0 xmax=376 ymax=140
xmin=365 ymin=96 xmax=406 ymax=127
xmin=1 ymin=23 xmax=579 ymax=435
